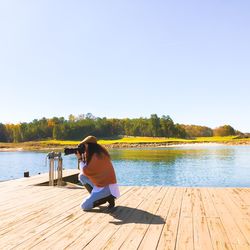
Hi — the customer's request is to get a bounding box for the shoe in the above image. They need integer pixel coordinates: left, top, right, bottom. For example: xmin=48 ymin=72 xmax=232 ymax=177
xmin=93 ymin=195 xmax=115 ymax=208
xmin=107 ymin=195 xmax=115 ymax=208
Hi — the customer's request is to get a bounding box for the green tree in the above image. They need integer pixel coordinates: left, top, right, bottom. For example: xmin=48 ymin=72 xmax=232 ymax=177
xmin=149 ymin=114 xmax=161 ymax=137
xmin=174 ymin=124 xmax=187 ymax=138
xmin=53 ymin=124 xmax=64 ymax=139
xmin=68 ymin=114 xmax=76 ymax=122
xmin=13 ymin=124 xmax=22 ymax=142
xmin=0 ymin=123 xmax=8 ymax=142
xmin=160 ymin=115 xmax=175 ymax=137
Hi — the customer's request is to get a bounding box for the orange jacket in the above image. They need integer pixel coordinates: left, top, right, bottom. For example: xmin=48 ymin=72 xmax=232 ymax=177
xmin=83 ymin=153 xmax=117 ymax=187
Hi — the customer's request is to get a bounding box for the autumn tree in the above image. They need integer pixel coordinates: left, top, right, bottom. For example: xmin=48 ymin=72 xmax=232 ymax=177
xmin=213 ymin=125 xmax=235 ymax=136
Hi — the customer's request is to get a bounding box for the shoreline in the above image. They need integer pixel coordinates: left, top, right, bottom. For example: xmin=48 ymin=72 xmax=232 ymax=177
xmin=0 ymin=140 xmax=250 ymax=152
xmin=104 ymin=141 xmax=250 ymax=148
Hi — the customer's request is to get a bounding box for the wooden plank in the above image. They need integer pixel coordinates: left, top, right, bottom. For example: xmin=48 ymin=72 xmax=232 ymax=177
xmin=62 ymin=187 xmax=157 ymax=250
xmin=237 ymin=189 xmax=250 ymax=206
xmin=1 ymin=170 xmax=250 ymax=250
xmin=175 ymin=217 xmax=193 ymax=250
xmin=175 ymin=187 xmax=194 ymax=250
xmin=137 ymin=187 xmax=176 ymax=250
xmin=0 ymin=186 xmax=85 ymax=227
xmin=1 ymin=169 xmax=79 ymax=188
xmin=192 ymin=188 xmax=206 ymax=217
xmin=0 ymin=169 xmax=79 ymax=203
xmin=0 ymin=186 xmax=55 ymax=206
xmin=78 ymin=187 xmax=163 ymax=250
xmin=200 ymin=188 xmax=219 ymax=218
xmin=28 ymin=186 xmax=148 ymax=249
xmin=1 ymin=186 xmax=129 ymax=249
xmin=227 ymin=189 xmax=246 ymax=207
xmin=215 ymin=189 xmax=250 ymax=246
xmin=180 ymin=188 xmax=193 ymax=218
xmin=208 ymin=189 xmax=248 ymax=246
xmin=0 ymin=192 xmax=85 ymax=248
xmin=219 ymin=189 xmax=250 ymax=218
xmin=7 ymin=187 xmax=132 ymax=249
xmin=115 ymin=187 xmax=167 ymax=250
xmin=231 ymin=244 xmax=250 ymax=250
xmin=0 ymin=186 xmax=68 ymax=212
xmin=192 ymin=189 xmax=213 ymax=250
xmin=227 ymin=189 xmax=250 ymax=218
xmin=0 ymin=186 xmax=49 ymax=200
xmin=0 ymin=188 xmax=84 ymax=239
xmin=14 ymin=186 xmax=139 ymax=249
xmin=207 ymin=217 xmax=233 ymax=250
xmin=156 ymin=188 xmax=184 ymax=250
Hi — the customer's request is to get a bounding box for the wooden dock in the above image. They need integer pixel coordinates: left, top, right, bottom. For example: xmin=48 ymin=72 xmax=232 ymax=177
xmin=0 ymin=170 xmax=250 ymax=250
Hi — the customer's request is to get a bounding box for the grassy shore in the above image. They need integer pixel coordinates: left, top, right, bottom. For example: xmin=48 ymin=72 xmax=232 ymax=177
xmin=0 ymin=136 xmax=250 ymax=151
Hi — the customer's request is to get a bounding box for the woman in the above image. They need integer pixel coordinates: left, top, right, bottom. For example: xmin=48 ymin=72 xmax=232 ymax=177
xmin=77 ymin=135 xmax=120 ymax=210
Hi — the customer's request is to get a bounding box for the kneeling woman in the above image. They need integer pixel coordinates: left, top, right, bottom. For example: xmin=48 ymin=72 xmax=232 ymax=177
xmin=76 ymin=136 xmax=120 ymax=210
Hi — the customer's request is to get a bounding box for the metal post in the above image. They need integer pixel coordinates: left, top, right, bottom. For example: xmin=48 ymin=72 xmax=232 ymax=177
xmin=47 ymin=151 xmax=63 ymax=186
xmin=49 ymin=158 xmax=54 ymax=186
xmin=57 ymin=156 xmax=63 ymax=186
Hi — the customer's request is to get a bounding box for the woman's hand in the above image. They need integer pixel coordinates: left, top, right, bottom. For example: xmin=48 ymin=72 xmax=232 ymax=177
xmin=76 ymin=143 xmax=87 ymax=162
xmin=76 ymin=151 xmax=83 ymax=161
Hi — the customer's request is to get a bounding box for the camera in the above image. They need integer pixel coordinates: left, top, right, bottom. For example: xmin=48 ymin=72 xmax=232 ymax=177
xmin=64 ymin=144 xmax=85 ymax=155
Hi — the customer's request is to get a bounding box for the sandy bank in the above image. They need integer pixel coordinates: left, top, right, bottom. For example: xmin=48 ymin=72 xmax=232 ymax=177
xmin=0 ymin=147 xmax=24 ymax=152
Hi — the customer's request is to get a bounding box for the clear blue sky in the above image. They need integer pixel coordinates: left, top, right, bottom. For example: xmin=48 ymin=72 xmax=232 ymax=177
xmin=0 ymin=1 xmax=249 ymax=132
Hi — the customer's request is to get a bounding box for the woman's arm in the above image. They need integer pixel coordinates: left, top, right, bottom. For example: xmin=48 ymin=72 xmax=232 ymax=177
xmin=76 ymin=152 xmax=86 ymax=174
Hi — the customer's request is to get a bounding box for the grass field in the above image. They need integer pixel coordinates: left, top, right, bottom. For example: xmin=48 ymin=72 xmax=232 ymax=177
xmin=98 ymin=136 xmax=249 ymax=144
xmin=0 ymin=136 xmax=250 ymax=151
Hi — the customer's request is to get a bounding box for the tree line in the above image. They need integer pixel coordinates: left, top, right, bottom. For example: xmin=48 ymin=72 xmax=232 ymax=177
xmin=0 ymin=113 xmax=243 ymax=142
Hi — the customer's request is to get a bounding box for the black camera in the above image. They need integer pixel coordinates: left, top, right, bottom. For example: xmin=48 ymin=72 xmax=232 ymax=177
xmin=64 ymin=144 xmax=85 ymax=155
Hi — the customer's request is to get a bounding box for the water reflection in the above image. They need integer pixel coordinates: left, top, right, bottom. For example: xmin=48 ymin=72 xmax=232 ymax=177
xmin=111 ymin=146 xmax=236 ymax=164
xmin=1 ymin=145 xmax=250 ymax=187
xmin=110 ymin=145 xmax=250 ymax=187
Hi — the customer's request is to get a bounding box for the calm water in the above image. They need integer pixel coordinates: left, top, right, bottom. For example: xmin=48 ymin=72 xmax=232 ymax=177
xmin=0 ymin=144 xmax=250 ymax=187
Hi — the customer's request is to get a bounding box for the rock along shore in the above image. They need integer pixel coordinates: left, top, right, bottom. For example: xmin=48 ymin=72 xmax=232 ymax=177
xmin=0 ymin=140 xmax=250 ymax=152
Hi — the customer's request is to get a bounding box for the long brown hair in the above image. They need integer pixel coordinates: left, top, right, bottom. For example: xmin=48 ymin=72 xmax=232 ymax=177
xmin=85 ymin=143 xmax=110 ymax=164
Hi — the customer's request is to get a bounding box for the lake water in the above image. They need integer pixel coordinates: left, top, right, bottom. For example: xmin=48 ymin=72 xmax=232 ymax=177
xmin=0 ymin=144 xmax=250 ymax=187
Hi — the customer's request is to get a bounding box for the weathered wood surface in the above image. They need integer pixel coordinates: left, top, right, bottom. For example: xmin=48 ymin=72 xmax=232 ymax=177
xmin=0 ymin=172 xmax=250 ymax=250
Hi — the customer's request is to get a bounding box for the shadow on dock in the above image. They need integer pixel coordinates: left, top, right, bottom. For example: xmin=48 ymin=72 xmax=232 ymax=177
xmin=107 ymin=205 xmax=165 ymax=225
